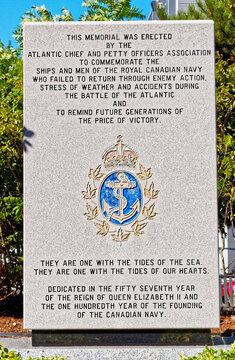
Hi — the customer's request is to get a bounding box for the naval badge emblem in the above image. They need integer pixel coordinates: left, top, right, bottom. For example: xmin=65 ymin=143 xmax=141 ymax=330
xmin=82 ymin=135 xmax=159 ymax=243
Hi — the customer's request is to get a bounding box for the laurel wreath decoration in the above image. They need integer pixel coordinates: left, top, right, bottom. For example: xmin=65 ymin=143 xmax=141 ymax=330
xmin=82 ymin=162 xmax=159 ymax=244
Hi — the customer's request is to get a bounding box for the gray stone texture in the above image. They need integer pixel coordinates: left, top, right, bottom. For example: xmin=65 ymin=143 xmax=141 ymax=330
xmin=0 ymin=336 xmax=233 ymax=360
xmin=24 ymin=21 xmax=219 ymax=330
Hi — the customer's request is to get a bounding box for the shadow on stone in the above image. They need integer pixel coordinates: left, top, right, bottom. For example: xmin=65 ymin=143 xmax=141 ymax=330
xmin=32 ymin=329 xmax=212 ymax=347
xmin=23 ymin=126 xmax=35 ymax=152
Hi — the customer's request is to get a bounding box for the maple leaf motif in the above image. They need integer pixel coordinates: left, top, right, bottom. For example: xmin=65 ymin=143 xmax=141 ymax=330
xmin=137 ymin=164 xmax=152 ymax=180
xmin=88 ymin=169 xmax=94 ymax=179
xmin=144 ymin=182 xmax=160 ymax=199
xmin=90 ymin=188 xmax=97 ymax=197
xmin=89 ymin=165 xmax=104 ymax=181
xmin=82 ymin=183 xmax=97 ymax=199
xmin=122 ymin=232 xmax=131 ymax=241
xmin=142 ymin=203 xmax=157 ymax=220
xmin=95 ymin=221 xmax=110 ymax=237
xmin=94 ymin=165 xmax=104 ymax=181
xmin=111 ymin=228 xmax=130 ymax=242
xmin=131 ymin=221 xmax=147 ymax=236
xmin=84 ymin=204 xmax=98 ymax=220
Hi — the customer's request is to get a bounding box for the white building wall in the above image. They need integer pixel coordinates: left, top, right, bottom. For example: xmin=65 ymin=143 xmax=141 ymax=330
xmin=168 ymin=0 xmax=176 ymax=15
xmin=219 ymin=226 xmax=235 ymax=274
xmin=148 ymin=0 xmax=197 ymax=19
xmin=178 ymin=0 xmax=197 ymax=12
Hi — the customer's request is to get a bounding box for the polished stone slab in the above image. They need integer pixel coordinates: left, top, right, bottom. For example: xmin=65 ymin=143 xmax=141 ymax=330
xmin=32 ymin=329 xmax=212 ymax=347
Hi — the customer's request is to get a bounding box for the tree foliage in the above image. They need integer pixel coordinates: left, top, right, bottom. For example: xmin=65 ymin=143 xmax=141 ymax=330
xmin=81 ymin=0 xmax=145 ymax=21
xmin=157 ymin=0 xmax=235 ymax=59
xmin=157 ymin=0 xmax=235 ymax=273
xmin=1 ymin=5 xmax=75 ymax=295
xmin=14 ymin=5 xmax=74 ymax=50
xmin=0 ymin=43 xmax=23 ymax=294
xmin=216 ymin=53 xmax=235 ymax=273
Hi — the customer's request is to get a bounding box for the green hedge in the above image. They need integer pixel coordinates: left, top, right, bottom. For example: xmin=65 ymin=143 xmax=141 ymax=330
xmin=180 ymin=342 xmax=235 ymax=359
xmin=0 ymin=345 xmax=68 ymax=360
xmin=1 ymin=343 xmax=235 ymax=360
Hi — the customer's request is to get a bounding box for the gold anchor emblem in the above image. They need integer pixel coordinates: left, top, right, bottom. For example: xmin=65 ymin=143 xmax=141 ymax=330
xmin=82 ymin=135 xmax=159 ymax=243
xmin=102 ymin=172 xmax=140 ymax=224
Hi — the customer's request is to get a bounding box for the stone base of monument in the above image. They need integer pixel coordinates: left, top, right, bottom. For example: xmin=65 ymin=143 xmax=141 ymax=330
xmin=32 ymin=329 xmax=212 ymax=347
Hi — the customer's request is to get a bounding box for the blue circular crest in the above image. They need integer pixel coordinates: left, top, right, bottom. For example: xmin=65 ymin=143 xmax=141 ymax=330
xmin=99 ymin=171 xmax=142 ymax=226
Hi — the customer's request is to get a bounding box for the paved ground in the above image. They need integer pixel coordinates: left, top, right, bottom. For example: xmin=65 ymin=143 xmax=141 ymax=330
xmin=0 ymin=334 xmax=234 ymax=360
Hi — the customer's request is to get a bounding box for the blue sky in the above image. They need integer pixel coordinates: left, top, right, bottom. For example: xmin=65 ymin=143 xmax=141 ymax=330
xmin=0 ymin=0 xmax=151 ymax=47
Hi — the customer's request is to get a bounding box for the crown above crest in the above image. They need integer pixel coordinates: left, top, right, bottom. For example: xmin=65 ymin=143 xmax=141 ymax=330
xmin=102 ymin=135 xmax=138 ymax=171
